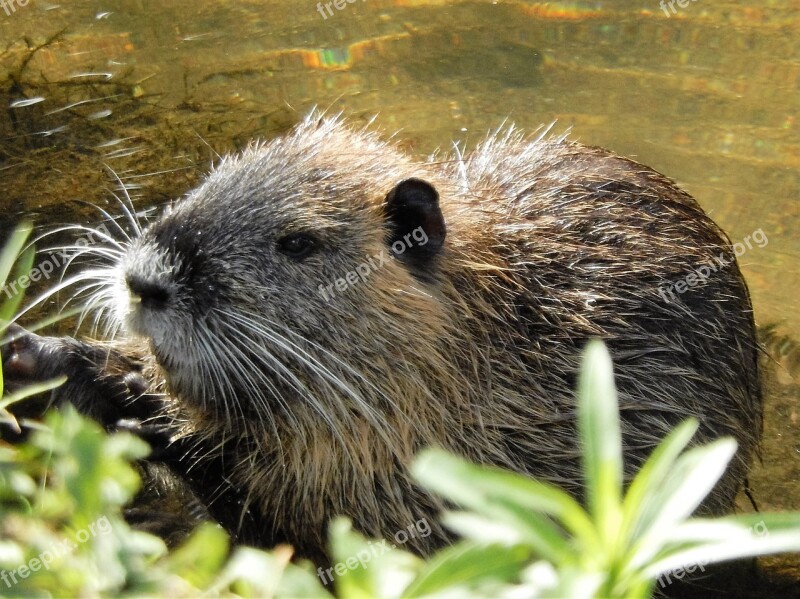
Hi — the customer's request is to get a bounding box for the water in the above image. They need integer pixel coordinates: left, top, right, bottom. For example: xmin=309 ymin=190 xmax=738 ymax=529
xmin=1 ymin=0 xmax=798 ymax=591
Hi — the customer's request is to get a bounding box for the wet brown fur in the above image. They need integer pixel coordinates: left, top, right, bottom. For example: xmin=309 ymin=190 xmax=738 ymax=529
xmin=3 ymin=114 xmax=762 ymax=561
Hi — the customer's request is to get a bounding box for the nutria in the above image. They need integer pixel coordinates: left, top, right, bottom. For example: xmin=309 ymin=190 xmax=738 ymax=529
xmin=1 ymin=112 xmax=762 ymax=563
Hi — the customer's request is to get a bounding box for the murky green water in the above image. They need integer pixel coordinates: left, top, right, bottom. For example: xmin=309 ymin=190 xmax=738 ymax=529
xmin=1 ymin=0 xmax=798 ymax=590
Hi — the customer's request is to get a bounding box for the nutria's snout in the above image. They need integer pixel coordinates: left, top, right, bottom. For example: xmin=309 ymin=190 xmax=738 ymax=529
xmin=126 ymin=273 xmax=172 ymax=310
xmin=115 ymin=235 xmax=188 ymax=352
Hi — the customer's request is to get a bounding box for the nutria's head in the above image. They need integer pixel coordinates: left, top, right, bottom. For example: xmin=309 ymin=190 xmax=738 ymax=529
xmin=113 ymin=116 xmax=451 ymax=435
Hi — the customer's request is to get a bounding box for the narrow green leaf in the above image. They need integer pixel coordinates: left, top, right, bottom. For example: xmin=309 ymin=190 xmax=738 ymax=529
xmin=666 ymin=513 xmax=800 ymax=546
xmin=536 ymin=566 xmax=605 ymax=599
xmin=413 ymin=449 xmax=599 ymax=551
xmin=0 ymin=221 xmax=33 ymax=293
xmin=624 ymin=438 xmax=737 ymax=572
xmin=328 ymin=518 xmax=378 ymax=599
xmin=0 ymin=241 xmax=36 ymax=324
xmin=578 ymin=340 xmax=623 ymax=543
xmin=0 ymin=221 xmax=35 ymax=399
xmin=0 ymin=376 xmax=67 ymax=411
xmin=0 ymin=305 xmax=85 ymax=346
xmin=402 ymin=542 xmax=533 ymax=597
xmin=442 ymin=509 xmax=574 ymax=565
xmin=441 ymin=511 xmax=527 ymax=544
xmin=645 ymin=526 xmax=800 ymax=578
xmin=617 ymin=577 xmax=656 ymax=599
xmin=724 ymin=512 xmax=800 ymax=532
xmin=619 ymin=419 xmax=699 ymax=545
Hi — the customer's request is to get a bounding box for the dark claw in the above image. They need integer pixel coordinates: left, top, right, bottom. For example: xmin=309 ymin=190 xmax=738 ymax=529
xmin=1 ymin=322 xmax=28 ymax=345
xmin=2 ymin=324 xmax=46 ymax=382
xmin=123 ymin=372 xmax=151 ymax=398
xmin=1 ymin=324 xmax=66 ymax=398
xmin=115 ymin=418 xmax=181 ymax=462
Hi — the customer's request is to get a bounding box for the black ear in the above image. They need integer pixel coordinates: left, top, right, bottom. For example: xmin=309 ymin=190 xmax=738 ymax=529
xmin=384 ymin=178 xmax=446 ymax=265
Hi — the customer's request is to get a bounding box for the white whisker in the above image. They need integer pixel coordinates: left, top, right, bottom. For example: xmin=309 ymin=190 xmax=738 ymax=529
xmin=103 ymin=164 xmax=143 ymax=237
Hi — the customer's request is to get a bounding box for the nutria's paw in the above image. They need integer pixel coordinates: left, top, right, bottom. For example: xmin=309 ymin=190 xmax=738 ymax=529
xmin=1 ymin=324 xmax=36 ymax=380
xmin=1 ymin=324 xmax=68 ymax=393
xmin=1 ymin=325 xmax=161 ymax=433
xmin=115 ymin=418 xmax=176 ymax=459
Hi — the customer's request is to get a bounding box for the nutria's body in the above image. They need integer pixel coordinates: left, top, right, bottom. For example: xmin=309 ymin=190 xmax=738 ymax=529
xmin=2 ymin=114 xmax=761 ymax=562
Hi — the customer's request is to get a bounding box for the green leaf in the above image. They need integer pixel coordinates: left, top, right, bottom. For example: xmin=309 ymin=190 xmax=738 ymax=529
xmin=412 ymin=449 xmax=598 ymax=555
xmin=0 ymin=241 xmax=36 ymax=325
xmin=0 ymin=376 xmax=66 ymax=436
xmin=214 ymin=544 xmax=332 ymax=598
xmin=0 ymin=221 xmax=33 ymax=296
xmin=624 ymin=438 xmax=737 ymax=572
xmin=403 ymin=542 xmax=534 ymax=597
xmin=328 ymin=518 xmax=422 ymax=599
xmin=328 ymin=518 xmax=378 ymax=599
xmin=0 ymin=376 xmax=68 ymax=411
xmin=441 ymin=511 xmax=537 ymax=545
xmin=619 ymin=419 xmax=698 ymax=546
xmin=30 ymin=406 xmax=149 ymax=526
xmin=545 ymin=566 xmax=607 ymax=599
xmin=441 ymin=509 xmax=574 ymax=566
xmin=0 ymin=221 xmax=35 ymax=398
xmin=644 ymin=514 xmax=800 ymax=577
xmin=166 ymin=523 xmax=229 ymax=589
xmin=663 ymin=513 xmax=800 ymax=547
xmin=578 ymin=340 xmax=623 ymax=545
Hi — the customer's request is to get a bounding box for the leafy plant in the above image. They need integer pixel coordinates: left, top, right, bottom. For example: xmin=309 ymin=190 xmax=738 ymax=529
xmin=0 ymin=223 xmax=68 ymax=432
xmin=0 ymin=406 xmax=328 ymax=597
xmin=2 ymin=224 xmax=799 ymax=599
xmin=407 ymin=341 xmax=800 ymax=598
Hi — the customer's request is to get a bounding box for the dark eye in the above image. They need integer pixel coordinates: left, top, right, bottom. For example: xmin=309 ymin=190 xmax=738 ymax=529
xmin=277 ymin=232 xmax=318 ymax=260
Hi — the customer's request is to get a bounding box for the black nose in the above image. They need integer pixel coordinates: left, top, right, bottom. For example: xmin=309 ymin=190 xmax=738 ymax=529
xmin=126 ymin=274 xmax=171 ymax=309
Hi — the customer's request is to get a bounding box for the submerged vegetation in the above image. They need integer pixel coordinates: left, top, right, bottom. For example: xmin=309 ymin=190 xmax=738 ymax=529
xmin=1 ymin=227 xmax=800 ymax=598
